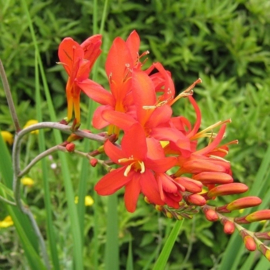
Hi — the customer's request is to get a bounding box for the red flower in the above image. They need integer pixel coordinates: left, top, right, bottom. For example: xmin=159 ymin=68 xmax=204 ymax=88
xmin=58 ymin=35 xmax=102 ymax=123
xmin=95 ymin=124 xmax=176 ymax=212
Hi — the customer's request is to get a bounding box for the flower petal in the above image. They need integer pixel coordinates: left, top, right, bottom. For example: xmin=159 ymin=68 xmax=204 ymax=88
xmin=104 ymin=140 xmax=126 ymax=164
xmin=145 ymin=156 xmax=176 ymax=173
xmin=95 ymin=167 xmax=130 ymax=195
xmin=58 ymin=38 xmax=83 ymax=76
xmin=124 ymin=172 xmax=141 ymax=212
xmin=140 ymin=170 xmax=163 ymax=205
xmin=77 ymin=80 xmax=114 ymax=106
xmin=126 ymin=30 xmax=140 ymax=64
xmin=102 ymin=110 xmax=137 ymax=130
xmin=121 ymin=123 xmax=147 ymax=159
xmin=92 ymin=105 xmax=112 ymax=129
xmin=81 ymin=34 xmax=102 ymax=70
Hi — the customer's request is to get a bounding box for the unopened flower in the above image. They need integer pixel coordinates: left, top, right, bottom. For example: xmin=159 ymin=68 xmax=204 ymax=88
xmin=0 ymin=216 xmax=14 ymax=228
xmin=23 ymin=120 xmax=39 ymax=134
xmin=1 ymin=131 xmax=13 ymax=145
xmin=21 ymin=177 xmax=34 ymax=187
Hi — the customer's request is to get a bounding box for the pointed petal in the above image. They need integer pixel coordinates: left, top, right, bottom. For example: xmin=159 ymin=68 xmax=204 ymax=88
xmin=92 ymin=105 xmax=112 ymax=129
xmin=140 ymin=170 xmax=164 ymax=205
xmin=126 ymin=30 xmax=140 ymax=64
xmin=196 ymin=124 xmax=226 ymax=155
xmin=146 ymin=105 xmax=172 ymax=128
xmin=104 ymin=140 xmax=126 ymax=164
xmin=76 ymin=59 xmax=91 ymax=81
xmin=58 ymin=38 xmax=83 ymax=76
xmin=146 ymin=138 xmax=165 ymax=160
xmin=145 ymin=156 xmax=176 ymax=173
xmin=102 ymin=110 xmax=137 ymax=130
xmin=132 ymin=71 xmax=156 ymax=124
xmin=124 ymin=172 xmax=141 ymax=212
xmin=105 ymin=37 xmax=133 ymax=97
xmin=122 ymin=123 xmax=147 ymax=159
xmin=81 ymin=34 xmax=102 ymax=70
xmin=77 ymin=79 xmax=114 ymax=106
xmin=95 ymin=167 xmax=131 ymax=195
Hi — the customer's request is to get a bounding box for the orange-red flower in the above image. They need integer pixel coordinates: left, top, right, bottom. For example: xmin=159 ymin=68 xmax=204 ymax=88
xmin=58 ymin=35 xmax=102 ymax=124
xmin=95 ymin=124 xmax=176 ymax=212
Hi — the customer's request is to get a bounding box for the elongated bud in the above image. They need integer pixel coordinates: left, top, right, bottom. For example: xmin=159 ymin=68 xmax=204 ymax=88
xmin=185 ymin=194 xmax=206 ymax=206
xmin=203 ymin=208 xmax=219 ymax=221
xmin=175 ymin=177 xmax=202 ymax=193
xmin=192 ymin=172 xmax=233 ymax=185
xmin=66 ymin=143 xmax=75 ymax=152
xmin=245 ymin=210 xmax=270 ymax=223
xmin=180 ymin=159 xmax=226 ymax=174
xmin=240 ymin=231 xmax=256 ymax=251
xmin=207 ymin=183 xmax=248 ymax=198
xmin=254 ymin=231 xmax=270 ymax=240
xmin=226 ymin=196 xmax=261 ymax=212
xmin=144 ymin=197 xmax=151 ymax=204
xmin=259 ymin=244 xmax=270 ymax=261
xmin=166 ymin=211 xmax=173 ymax=218
xmin=90 ymin=158 xmax=98 ymax=167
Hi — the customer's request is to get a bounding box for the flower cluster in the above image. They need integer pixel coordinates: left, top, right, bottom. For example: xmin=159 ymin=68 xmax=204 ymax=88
xmin=58 ymin=31 xmax=270 ymax=259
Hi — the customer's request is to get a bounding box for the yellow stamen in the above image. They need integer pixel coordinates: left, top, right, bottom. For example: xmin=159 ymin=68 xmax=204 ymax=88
xmin=124 ymin=162 xmax=134 ymax=177
xmin=139 ymin=161 xmax=145 ymax=174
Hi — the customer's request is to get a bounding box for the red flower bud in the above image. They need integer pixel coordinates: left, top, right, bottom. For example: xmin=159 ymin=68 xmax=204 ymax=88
xmin=175 ymin=177 xmax=202 ymax=193
xmin=90 ymin=158 xmax=98 ymax=167
xmin=226 ymin=196 xmax=261 ymax=212
xmin=223 ymin=220 xmax=235 ymax=234
xmin=192 ymin=172 xmax=233 ymax=185
xmin=241 ymin=232 xmax=256 ymax=251
xmin=203 ymin=208 xmax=219 ymax=221
xmin=185 ymin=194 xmax=206 ymax=206
xmin=207 ymin=183 xmax=248 ymax=198
xmin=66 ymin=143 xmax=75 ymax=152
xmin=245 ymin=210 xmax=270 ymax=223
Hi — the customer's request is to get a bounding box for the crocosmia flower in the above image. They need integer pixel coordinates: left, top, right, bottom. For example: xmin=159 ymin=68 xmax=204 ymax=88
xmin=95 ymin=123 xmax=176 ymax=212
xmin=58 ymin=35 xmax=102 ymax=124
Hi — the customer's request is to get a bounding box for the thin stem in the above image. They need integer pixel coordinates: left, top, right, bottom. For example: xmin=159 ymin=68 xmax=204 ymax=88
xmin=0 ymin=60 xmax=21 ymax=132
xmin=0 ymin=195 xmax=16 ymax=206
xmin=19 ymin=145 xmax=59 ymax=177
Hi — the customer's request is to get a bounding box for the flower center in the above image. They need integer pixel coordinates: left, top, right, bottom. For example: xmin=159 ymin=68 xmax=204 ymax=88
xmin=118 ymin=156 xmax=145 ymax=176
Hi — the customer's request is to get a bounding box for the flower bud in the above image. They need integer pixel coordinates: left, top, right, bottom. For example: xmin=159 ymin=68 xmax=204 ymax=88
xmin=245 ymin=210 xmax=270 ymax=223
xmin=259 ymin=244 xmax=270 ymax=261
xmin=223 ymin=220 xmax=235 ymax=234
xmin=226 ymin=196 xmax=261 ymax=212
xmin=192 ymin=172 xmax=233 ymax=185
xmin=240 ymin=231 xmax=256 ymax=251
xmin=254 ymin=232 xmax=270 ymax=240
xmin=90 ymin=158 xmax=98 ymax=167
xmin=185 ymin=194 xmax=206 ymax=206
xmin=155 ymin=205 xmax=163 ymax=212
xmin=175 ymin=177 xmax=202 ymax=193
xmin=203 ymin=208 xmax=219 ymax=221
xmin=66 ymin=143 xmax=75 ymax=152
xmin=207 ymin=183 xmax=248 ymax=198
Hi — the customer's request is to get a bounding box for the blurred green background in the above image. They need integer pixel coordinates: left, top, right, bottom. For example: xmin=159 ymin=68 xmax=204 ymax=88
xmin=0 ymin=0 xmax=270 ymax=269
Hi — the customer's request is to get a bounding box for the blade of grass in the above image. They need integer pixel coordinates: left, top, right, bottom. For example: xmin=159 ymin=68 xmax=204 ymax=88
xmin=219 ymin=143 xmax=270 ymax=270
xmin=0 ymin=134 xmax=45 ymax=269
xmin=21 ymin=1 xmax=83 ymax=268
xmin=35 ymin=52 xmax=60 ymax=270
xmin=153 ymin=220 xmax=184 ymax=270
xmin=126 ymin=236 xmax=134 ymax=270
xmin=105 ymin=194 xmax=119 ymax=270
